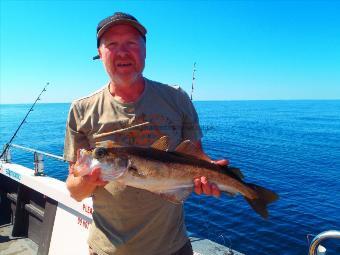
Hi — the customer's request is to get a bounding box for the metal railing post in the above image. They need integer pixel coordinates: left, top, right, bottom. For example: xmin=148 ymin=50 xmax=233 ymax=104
xmin=309 ymin=230 xmax=340 ymax=255
xmin=34 ymin=152 xmax=45 ymax=176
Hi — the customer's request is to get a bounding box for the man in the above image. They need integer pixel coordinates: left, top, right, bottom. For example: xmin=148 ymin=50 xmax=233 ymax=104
xmin=64 ymin=12 xmax=225 ymax=255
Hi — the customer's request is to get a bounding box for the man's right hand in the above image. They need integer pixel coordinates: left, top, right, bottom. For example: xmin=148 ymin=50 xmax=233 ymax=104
xmin=66 ymin=165 xmax=108 ymax=202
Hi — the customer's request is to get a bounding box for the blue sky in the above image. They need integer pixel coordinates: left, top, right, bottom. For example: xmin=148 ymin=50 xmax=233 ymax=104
xmin=1 ymin=0 xmax=339 ymax=103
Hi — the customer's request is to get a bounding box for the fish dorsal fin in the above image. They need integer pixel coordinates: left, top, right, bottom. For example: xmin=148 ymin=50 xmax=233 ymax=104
xmin=228 ymin=167 xmax=244 ymax=180
xmin=175 ymin=140 xmax=211 ymax=161
xmin=95 ymin=140 xmax=122 ymax=148
xmin=150 ymin=136 xmax=170 ymax=151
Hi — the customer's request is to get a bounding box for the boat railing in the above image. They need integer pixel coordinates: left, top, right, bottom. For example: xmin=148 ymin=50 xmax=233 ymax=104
xmin=309 ymin=230 xmax=340 ymax=255
xmin=1 ymin=143 xmax=67 ymax=176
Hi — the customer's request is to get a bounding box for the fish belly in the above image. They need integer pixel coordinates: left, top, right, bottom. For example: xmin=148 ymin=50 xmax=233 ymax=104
xmin=122 ymin=173 xmax=193 ymax=193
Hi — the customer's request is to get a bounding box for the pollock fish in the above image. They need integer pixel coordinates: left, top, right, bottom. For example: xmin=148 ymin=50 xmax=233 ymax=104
xmin=74 ymin=136 xmax=279 ymax=218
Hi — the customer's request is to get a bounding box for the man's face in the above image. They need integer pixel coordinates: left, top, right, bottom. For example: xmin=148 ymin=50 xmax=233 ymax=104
xmin=98 ymin=24 xmax=146 ymax=85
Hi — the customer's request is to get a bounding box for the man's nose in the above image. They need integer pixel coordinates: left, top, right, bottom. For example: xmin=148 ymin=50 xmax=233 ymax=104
xmin=116 ymin=43 xmax=129 ymax=57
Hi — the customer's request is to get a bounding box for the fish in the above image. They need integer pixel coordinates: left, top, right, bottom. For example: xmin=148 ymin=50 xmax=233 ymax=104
xmin=74 ymin=136 xmax=279 ymax=219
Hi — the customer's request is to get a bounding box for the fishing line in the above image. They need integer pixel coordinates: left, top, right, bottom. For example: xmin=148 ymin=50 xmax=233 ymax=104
xmin=195 ymin=192 xmax=235 ymax=253
xmin=306 ymin=233 xmax=315 ymax=246
xmin=0 ymin=82 xmax=50 ymax=158
xmin=196 ymin=194 xmax=222 ymax=243
xmin=218 ymin=234 xmax=234 ymax=255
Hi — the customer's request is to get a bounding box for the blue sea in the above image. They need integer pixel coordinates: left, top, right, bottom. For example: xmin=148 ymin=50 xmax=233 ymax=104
xmin=0 ymin=100 xmax=339 ymax=255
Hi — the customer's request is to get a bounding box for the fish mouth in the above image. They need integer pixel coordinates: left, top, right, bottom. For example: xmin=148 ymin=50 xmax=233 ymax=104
xmin=77 ymin=149 xmax=91 ymax=164
xmin=74 ymin=149 xmax=93 ymax=176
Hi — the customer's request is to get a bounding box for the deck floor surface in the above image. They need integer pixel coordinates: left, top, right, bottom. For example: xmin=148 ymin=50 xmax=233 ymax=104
xmin=0 ymin=219 xmax=38 ymax=255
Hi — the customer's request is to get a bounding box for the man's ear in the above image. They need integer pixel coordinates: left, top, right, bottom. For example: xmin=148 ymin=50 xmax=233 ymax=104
xmin=98 ymin=48 xmax=102 ymax=59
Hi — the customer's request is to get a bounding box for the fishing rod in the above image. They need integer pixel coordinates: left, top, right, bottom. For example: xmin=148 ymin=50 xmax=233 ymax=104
xmin=0 ymin=82 xmax=50 ymax=158
xmin=190 ymin=62 xmax=196 ymax=101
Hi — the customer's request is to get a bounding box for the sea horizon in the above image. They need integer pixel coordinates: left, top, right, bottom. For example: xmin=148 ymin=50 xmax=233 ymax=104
xmin=1 ymin=98 xmax=340 ymax=106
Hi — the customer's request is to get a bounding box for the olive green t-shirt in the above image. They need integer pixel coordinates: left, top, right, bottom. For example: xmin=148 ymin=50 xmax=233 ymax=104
xmin=64 ymin=78 xmax=202 ymax=255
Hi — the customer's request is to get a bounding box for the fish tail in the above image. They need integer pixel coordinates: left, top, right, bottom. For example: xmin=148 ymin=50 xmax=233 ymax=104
xmin=244 ymin=183 xmax=279 ymax=219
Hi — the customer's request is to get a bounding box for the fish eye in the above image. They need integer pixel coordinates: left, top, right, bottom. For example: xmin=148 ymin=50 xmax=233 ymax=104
xmin=93 ymin=147 xmax=108 ymax=158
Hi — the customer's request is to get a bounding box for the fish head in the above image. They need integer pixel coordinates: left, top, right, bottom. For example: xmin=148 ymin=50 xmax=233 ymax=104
xmin=91 ymin=147 xmax=130 ymax=181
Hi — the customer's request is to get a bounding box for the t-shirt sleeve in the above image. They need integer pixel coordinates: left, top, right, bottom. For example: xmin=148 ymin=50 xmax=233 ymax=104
xmin=178 ymin=88 xmax=203 ymax=142
xmin=63 ymin=102 xmax=90 ymax=162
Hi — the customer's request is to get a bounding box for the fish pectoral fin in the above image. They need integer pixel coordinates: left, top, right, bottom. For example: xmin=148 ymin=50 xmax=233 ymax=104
xmin=150 ymin=136 xmax=170 ymax=151
xmin=175 ymin=140 xmax=212 ymax=162
xmin=223 ymin=191 xmax=237 ymax=197
xmin=158 ymin=188 xmax=193 ymax=204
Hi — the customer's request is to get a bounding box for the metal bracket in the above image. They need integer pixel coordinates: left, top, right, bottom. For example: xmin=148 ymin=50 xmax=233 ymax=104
xmin=0 ymin=144 xmax=11 ymax=163
xmin=34 ymin=152 xmax=45 ymax=176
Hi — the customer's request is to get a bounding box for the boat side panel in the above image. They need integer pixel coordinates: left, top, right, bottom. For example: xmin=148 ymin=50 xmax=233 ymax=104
xmin=48 ymin=203 xmax=91 ymax=255
xmin=0 ymin=162 xmax=93 ymax=217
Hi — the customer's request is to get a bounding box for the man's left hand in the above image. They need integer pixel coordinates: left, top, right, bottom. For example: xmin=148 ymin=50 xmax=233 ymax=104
xmin=193 ymin=159 xmax=229 ymax=197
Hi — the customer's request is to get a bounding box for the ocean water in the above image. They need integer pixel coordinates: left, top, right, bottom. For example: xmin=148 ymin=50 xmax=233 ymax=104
xmin=0 ymin=100 xmax=339 ymax=255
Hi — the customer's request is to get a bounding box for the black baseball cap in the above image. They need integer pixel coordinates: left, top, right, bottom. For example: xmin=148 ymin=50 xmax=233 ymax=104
xmin=93 ymin=12 xmax=147 ymax=60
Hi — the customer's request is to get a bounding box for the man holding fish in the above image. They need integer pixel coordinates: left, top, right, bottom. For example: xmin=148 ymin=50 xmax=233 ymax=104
xmin=64 ymin=12 xmax=277 ymax=255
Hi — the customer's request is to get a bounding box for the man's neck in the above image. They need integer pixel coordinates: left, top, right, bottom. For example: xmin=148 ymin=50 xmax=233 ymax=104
xmin=109 ymin=76 xmax=145 ymax=103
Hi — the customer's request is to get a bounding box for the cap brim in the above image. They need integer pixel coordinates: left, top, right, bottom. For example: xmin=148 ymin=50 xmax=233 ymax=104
xmin=93 ymin=55 xmax=100 ymax=60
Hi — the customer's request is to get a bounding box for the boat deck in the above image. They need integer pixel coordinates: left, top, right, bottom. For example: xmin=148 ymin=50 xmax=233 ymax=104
xmin=0 ymin=220 xmax=38 ymax=255
xmin=191 ymin=237 xmax=243 ymax=255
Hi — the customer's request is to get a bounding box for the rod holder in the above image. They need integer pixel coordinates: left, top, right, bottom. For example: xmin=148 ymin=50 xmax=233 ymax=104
xmin=34 ymin=152 xmax=45 ymax=176
xmin=1 ymin=144 xmax=11 ymax=163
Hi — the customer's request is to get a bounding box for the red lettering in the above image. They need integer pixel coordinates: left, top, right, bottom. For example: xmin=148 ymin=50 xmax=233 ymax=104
xmin=82 ymin=204 xmax=93 ymax=215
xmin=83 ymin=220 xmax=89 ymax=229
xmin=77 ymin=217 xmax=90 ymax=229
